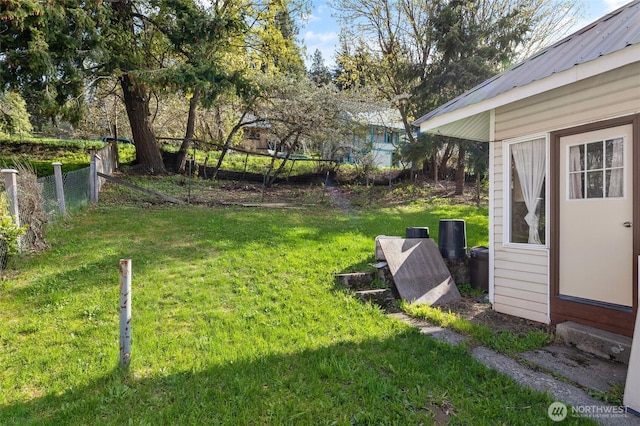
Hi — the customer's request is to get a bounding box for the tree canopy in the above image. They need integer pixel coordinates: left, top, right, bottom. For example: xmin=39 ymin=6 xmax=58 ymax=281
xmin=0 ymin=0 xmax=307 ymax=172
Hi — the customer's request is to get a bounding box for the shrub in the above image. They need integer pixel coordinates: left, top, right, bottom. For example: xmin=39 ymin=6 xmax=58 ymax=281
xmin=14 ymin=162 xmax=49 ymax=253
xmin=0 ymin=192 xmax=27 ymax=269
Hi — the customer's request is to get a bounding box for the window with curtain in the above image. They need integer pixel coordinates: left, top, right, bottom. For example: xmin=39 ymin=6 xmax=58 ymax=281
xmin=509 ymin=137 xmax=546 ymax=245
xmin=568 ymin=138 xmax=624 ymax=199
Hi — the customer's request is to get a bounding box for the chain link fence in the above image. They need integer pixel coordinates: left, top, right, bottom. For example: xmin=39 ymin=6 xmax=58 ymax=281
xmin=3 ymin=142 xmax=118 ymax=226
xmin=38 ymin=167 xmax=92 ymax=220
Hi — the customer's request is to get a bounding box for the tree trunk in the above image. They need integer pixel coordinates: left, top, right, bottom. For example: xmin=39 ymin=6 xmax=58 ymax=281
xmin=111 ymin=0 xmax=164 ymax=174
xmin=267 ymin=151 xmax=290 ymax=187
xmin=475 ymin=171 xmax=481 ymax=206
xmin=266 ymin=134 xmax=299 ymax=187
xmin=421 ymin=154 xmax=430 ymax=179
xmin=397 ymin=101 xmax=418 ymax=146
xmin=455 ymin=143 xmax=466 ymax=195
xmin=212 ymin=146 xmax=228 ymax=180
xmin=212 ymin=112 xmax=247 ymax=180
xmin=439 ymin=142 xmax=453 ymax=180
xmin=432 ymin=148 xmax=439 ymax=182
xmin=120 ymin=75 xmax=166 ymax=173
xmin=174 ymin=90 xmax=201 ymax=173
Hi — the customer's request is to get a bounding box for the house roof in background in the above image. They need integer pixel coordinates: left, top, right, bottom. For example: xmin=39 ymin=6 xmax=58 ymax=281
xmin=355 ymin=109 xmax=404 ymax=129
xmin=241 ymin=113 xmax=270 ymax=129
xmin=413 ymin=0 xmax=640 ymax=139
xmin=341 ymin=101 xmax=405 ymax=129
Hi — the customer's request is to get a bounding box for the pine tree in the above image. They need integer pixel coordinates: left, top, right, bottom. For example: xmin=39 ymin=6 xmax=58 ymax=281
xmin=309 ymin=50 xmax=333 ymax=86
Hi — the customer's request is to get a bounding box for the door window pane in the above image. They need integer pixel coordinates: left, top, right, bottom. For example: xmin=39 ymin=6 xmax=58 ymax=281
xmin=568 ymin=138 xmax=624 ymax=200
xmin=606 ymin=138 xmax=623 ymax=168
xmin=586 ymin=142 xmax=603 ymax=170
xmin=569 ymin=145 xmax=584 ymax=172
xmin=607 ymin=169 xmax=623 ymax=197
xmin=586 ymin=171 xmax=603 ymax=198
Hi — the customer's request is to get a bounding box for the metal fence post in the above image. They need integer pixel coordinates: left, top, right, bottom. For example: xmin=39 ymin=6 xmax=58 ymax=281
xmin=1 ymin=169 xmax=20 ymax=227
xmin=119 ymin=259 xmax=132 ymax=367
xmin=52 ymin=162 xmax=67 ymax=216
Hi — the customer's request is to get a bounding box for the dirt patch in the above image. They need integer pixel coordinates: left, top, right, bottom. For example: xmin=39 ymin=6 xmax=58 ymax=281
xmin=436 ymin=295 xmax=552 ymax=335
xmin=98 ymin=170 xmax=489 ymax=210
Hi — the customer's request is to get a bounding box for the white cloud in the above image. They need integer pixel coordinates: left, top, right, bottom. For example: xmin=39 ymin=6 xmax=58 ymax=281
xmin=603 ymin=0 xmax=629 ymax=12
xmin=568 ymin=0 xmax=629 ymax=34
xmin=304 ymin=30 xmax=338 ymax=44
xmin=303 ymin=31 xmax=339 ymax=67
xmin=316 ymin=3 xmax=329 ymax=15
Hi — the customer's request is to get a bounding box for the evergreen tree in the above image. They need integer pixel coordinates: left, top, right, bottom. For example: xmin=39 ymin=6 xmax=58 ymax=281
xmin=333 ymin=32 xmax=380 ymax=91
xmin=0 ymin=92 xmax=33 ymax=136
xmin=309 ymin=50 xmax=333 ymax=86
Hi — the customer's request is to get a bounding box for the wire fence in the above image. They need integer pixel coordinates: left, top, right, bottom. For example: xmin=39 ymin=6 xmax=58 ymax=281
xmin=38 ymin=167 xmax=92 ymax=220
xmin=3 ymin=142 xmax=118 ymax=227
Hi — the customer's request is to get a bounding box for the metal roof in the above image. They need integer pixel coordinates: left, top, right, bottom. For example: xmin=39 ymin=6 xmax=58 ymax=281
xmin=354 ymin=109 xmax=405 ymax=129
xmin=413 ymin=0 xmax=640 ymax=130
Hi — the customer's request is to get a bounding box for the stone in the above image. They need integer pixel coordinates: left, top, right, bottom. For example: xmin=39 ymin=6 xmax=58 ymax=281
xmin=334 ymin=272 xmax=375 ymax=290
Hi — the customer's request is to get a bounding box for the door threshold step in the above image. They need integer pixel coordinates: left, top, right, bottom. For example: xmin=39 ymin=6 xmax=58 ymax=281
xmin=556 ymin=321 xmax=632 ymax=365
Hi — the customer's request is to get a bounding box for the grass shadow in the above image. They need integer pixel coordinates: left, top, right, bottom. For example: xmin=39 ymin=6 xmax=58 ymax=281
xmin=0 ymin=331 xmax=570 ymax=425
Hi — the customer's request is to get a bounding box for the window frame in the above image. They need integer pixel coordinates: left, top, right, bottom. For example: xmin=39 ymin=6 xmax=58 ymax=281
xmin=503 ymin=134 xmax=550 ymax=249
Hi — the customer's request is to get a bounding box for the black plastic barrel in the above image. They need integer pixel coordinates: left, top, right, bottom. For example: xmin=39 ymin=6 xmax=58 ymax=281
xmin=470 ymin=246 xmax=489 ymax=291
xmin=406 ymin=227 xmax=429 ymax=239
xmin=438 ymin=219 xmax=467 ymax=259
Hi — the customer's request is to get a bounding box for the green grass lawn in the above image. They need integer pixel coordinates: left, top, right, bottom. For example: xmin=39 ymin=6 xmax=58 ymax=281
xmin=0 ymin=192 xmax=588 ymax=424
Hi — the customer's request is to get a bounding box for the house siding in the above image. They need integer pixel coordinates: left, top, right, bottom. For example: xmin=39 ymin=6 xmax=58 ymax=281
xmin=490 ymin=62 xmax=640 ymax=324
xmin=491 ymin=139 xmax=550 ymax=323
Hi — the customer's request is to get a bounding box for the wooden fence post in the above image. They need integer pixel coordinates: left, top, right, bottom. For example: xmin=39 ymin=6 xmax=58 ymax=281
xmin=119 ymin=259 xmax=132 ymax=367
xmin=90 ymin=150 xmax=98 ymax=203
xmin=52 ymin=162 xmax=67 ymax=216
xmin=1 ymin=169 xmax=20 ymax=227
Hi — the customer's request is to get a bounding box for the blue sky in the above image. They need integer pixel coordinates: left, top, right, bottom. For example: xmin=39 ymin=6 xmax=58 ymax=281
xmin=300 ymin=0 xmax=632 ymax=68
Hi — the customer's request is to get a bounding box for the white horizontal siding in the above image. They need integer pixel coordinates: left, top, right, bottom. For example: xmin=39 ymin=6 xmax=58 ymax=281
xmin=494 ymin=259 xmax=547 ymax=275
xmin=494 ymin=250 xmax=547 ymax=265
xmin=494 ymin=285 xmax=547 ymax=304
xmin=492 ymin=111 xmax=549 ymax=323
xmin=493 ymin=300 xmax=548 ymax=324
xmin=492 ymin=248 xmax=549 ymax=323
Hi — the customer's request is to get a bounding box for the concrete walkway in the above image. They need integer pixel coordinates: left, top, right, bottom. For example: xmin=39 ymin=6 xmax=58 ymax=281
xmin=389 ymin=312 xmax=640 ymax=425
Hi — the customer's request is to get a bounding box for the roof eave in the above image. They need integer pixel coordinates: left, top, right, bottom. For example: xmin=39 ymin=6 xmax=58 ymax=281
xmin=416 ymin=43 xmax=640 ymax=141
xmin=422 ymin=111 xmax=492 ymax=142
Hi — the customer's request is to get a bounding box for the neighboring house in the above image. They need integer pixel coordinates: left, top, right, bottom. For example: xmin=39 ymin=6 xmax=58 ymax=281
xmin=238 ymin=115 xmax=270 ymax=153
xmin=340 ymin=109 xmax=407 ymax=168
xmin=414 ymin=0 xmax=640 ymax=337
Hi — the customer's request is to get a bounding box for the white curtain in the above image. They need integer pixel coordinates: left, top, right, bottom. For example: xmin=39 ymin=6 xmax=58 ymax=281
xmin=512 ymin=139 xmax=546 ymax=244
xmin=569 ymin=146 xmax=583 ymax=199
xmin=607 ymin=138 xmax=624 ymax=197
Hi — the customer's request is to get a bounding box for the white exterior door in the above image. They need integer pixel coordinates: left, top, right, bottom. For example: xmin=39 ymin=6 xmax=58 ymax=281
xmin=558 ymin=124 xmax=634 ymax=307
